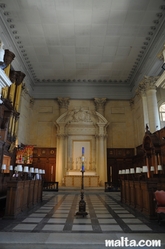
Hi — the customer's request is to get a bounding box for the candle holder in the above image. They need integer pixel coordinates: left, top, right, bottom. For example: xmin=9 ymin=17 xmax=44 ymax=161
xmin=1 ymin=164 xmax=6 ymax=182
xmin=23 ymin=166 xmax=29 ymax=180
xmin=135 ymin=167 xmax=142 ymax=181
xmin=29 ymin=167 xmax=34 ymax=180
xmin=75 ymin=147 xmax=88 ymax=217
xmin=75 ymin=168 xmax=88 ymax=217
xmin=17 ymin=165 xmax=23 ymax=180
xmin=9 ymin=165 xmax=13 ymax=180
xmin=150 ymin=166 xmax=154 ymax=178
xmin=130 ymin=168 xmax=135 ymax=180
xmin=142 ymin=165 xmax=148 ymax=180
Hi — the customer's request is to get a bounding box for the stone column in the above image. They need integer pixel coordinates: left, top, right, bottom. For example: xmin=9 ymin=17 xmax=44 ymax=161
xmin=98 ymin=134 xmax=107 ymax=186
xmin=137 ymin=83 xmax=149 ymax=129
xmin=144 ymin=76 xmax=160 ymax=132
xmin=56 ymin=134 xmax=65 ymax=185
xmin=57 ymin=97 xmax=70 ymax=115
xmin=97 ymin=122 xmax=107 ymax=186
xmin=95 ymin=135 xmax=99 ymax=175
xmin=94 ymin=98 xmax=106 ymax=116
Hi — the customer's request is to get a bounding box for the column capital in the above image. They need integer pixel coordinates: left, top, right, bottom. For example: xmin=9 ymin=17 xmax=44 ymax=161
xmin=57 ymin=97 xmax=70 ymax=109
xmin=94 ymin=98 xmax=106 ymax=109
xmin=157 ymin=43 xmax=165 ymax=62
xmin=144 ymin=76 xmax=159 ymax=90
xmin=138 ymin=76 xmax=159 ymax=93
xmin=93 ymin=98 xmax=106 ymax=116
xmin=136 ymin=81 xmax=146 ymax=97
xmin=129 ymin=99 xmax=134 ymax=108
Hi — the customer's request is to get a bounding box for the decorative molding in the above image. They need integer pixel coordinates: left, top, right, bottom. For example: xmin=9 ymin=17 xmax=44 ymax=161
xmin=55 ymin=108 xmax=108 ymax=136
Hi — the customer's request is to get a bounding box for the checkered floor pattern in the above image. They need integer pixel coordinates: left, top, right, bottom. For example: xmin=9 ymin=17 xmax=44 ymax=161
xmin=1 ymin=191 xmax=165 ymax=234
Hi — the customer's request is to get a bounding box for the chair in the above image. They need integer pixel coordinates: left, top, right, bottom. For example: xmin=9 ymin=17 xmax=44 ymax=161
xmin=154 ymin=190 xmax=165 ymax=225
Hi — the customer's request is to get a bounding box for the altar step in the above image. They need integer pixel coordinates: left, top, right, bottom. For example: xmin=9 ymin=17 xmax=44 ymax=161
xmin=58 ymin=186 xmax=104 ymax=192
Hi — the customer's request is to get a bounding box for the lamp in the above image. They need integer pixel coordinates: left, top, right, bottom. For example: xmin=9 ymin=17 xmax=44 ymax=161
xmin=39 ymin=169 xmax=42 ymax=174
xmin=125 ymin=169 xmax=130 ymax=174
xmin=130 ymin=168 xmax=135 ymax=174
xmin=24 ymin=166 xmax=29 ymax=173
xmin=30 ymin=167 xmax=34 ymax=173
xmin=9 ymin=165 xmax=13 ymax=179
xmin=122 ymin=169 xmax=126 ymax=174
xmin=158 ymin=165 xmax=163 ymax=171
xmin=1 ymin=164 xmax=6 ymax=171
xmin=23 ymin=166 xmax=29 ymax=180
xmin=150 ymin=166 xmax=154 ymax=172
xmin=136 ymin=167 xmax=141 ymax=173
xmin=9 ymin=165 xmax=13 ymax=171
xmin=34 ymin=168 xmax=39 ymax=173
xmin=1 ymin=164 xmax=6 ymax=181
xmin=119 ymin=170 xmax=122 ymax=175
xmin=17 ymin=165 xmax=22 ymax=172
xmin=142 ymin=166 xmax=148 ymax=173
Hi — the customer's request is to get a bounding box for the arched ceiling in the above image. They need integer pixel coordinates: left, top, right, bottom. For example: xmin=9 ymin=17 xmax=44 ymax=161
xmin=0 ymin=0 xmax=165 ymax=99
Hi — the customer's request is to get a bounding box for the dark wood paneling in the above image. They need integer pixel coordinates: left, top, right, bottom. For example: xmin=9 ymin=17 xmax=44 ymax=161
xmin=107 ymin=148 xmax=134 ymax=187
xmin=33 ymin=147 xmax=56 ymax=182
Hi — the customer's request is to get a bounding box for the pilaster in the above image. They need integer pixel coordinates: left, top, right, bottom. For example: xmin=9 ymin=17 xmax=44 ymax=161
xmin=94 ymin=98 xmax=106 ymax=116
xmin=57 ymin=97 xmax=70 ymax=116
xmin=139 ymin=76 xmax=160 ymax=132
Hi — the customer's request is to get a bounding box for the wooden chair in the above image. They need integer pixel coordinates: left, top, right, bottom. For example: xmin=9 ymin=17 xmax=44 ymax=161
xmin=154 ymin=190 xmax=165 ymax=225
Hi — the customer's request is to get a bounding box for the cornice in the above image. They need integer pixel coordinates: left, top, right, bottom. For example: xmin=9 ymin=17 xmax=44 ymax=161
xmin=130 ymin=10 xmax=165 ymax=90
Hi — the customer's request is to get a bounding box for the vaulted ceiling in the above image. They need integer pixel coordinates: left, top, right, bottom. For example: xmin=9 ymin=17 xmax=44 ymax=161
xmin=0 ymin=0 xmax=165 ymax=99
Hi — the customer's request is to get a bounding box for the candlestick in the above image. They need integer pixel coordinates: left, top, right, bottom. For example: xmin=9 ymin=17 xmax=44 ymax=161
xmin=82 ymin=147 xmax=85 ymax=171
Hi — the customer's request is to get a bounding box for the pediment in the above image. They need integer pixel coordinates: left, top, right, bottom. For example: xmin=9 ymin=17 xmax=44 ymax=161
xmin=56 ymin=108 xmax=108 ymax=126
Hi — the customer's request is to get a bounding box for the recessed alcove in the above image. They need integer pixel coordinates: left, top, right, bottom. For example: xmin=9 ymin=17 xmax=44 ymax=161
xmin=55 ymin=107 xmax=108 ymax=186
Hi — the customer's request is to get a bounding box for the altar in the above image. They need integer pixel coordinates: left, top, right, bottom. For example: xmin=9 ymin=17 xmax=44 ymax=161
xmin=64 ymin=172 xmax=99 ymax=187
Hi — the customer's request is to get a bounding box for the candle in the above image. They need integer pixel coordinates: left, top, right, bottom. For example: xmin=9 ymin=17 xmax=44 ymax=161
xmin=82 ymin=147 xmax=85 ymax=171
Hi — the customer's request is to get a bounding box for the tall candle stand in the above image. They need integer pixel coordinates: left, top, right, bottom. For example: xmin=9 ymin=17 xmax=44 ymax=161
xmin=75 ymin=147 xmax=88 ymax=217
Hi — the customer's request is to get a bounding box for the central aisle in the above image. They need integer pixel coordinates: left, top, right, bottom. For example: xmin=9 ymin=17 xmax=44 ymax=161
xmin=0 ymin=190 xmax=165 ymax=248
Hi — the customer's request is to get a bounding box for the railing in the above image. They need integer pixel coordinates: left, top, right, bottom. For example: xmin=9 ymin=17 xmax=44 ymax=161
xmin=43 ymin=182 xmax=58 ymax=192
xmin=105 ymin=182 xmax=120 ymax=192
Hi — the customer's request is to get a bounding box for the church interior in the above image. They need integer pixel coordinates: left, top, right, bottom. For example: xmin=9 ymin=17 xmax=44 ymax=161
xmin=1 ymin=0 xmax=165 ymax=248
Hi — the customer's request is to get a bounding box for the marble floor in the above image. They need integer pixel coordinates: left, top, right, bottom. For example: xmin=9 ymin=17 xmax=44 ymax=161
xmin=0 ymin=189 xmax=165 ymax=249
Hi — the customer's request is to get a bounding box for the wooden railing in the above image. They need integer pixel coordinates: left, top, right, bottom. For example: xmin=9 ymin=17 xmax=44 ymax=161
xmin=105 ymin=182 xmax=120 ymax=192
xmin=43 ymin=181 xmax=58 ymax=191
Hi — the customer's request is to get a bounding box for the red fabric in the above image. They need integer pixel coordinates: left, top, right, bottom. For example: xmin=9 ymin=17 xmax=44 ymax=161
xmin=154 ymin=190 xmax=165 ymax=206
xmin=156 ymin=207 xmax=165 ymax=213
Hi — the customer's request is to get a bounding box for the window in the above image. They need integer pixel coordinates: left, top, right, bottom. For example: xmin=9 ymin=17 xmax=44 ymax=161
xmin=159 ymin=103 xmax=165 ymax=121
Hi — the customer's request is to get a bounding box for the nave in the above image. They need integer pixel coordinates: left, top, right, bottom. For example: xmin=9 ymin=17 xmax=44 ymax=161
xmin=0 ymin=189 xmax=165 ymax=249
